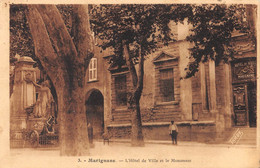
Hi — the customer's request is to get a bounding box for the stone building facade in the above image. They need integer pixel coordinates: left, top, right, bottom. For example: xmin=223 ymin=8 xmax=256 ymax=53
xmin=85 ymin=19 xmax=257 ymax=143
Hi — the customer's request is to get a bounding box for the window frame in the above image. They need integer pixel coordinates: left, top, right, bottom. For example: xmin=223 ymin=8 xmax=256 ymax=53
xmin=159 ymin=67 xmax=175 ymax=102
xmin=114 ymin=74 xmax=128 ymax=107
xmin=89 ymin=58 xmax=97 ymax=82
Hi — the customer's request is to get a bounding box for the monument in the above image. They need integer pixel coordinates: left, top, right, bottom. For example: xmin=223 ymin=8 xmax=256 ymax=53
xmin=10 ymin=56 xmax=55 ymax=148
xmin=10 ymin=56 xmax=37 ymax=147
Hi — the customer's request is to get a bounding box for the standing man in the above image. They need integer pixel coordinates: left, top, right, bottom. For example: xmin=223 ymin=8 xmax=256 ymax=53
xmin=88 ymin=123 xmax=94 ymax=146
xmin=169 ymin=120 xmax=178 ymax=145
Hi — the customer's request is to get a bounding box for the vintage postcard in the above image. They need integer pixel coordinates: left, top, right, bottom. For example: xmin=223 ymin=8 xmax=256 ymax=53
xmin=0 ymin=0 xmax=259 ymax=168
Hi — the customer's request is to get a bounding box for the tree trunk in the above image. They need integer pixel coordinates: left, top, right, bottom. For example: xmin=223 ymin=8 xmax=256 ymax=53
xmin=130 ymin=98 xmax=144 ymax=146
xmin=27 ymin=4 xmax=92 ymax=156
xmin=58 ymin=87 xmax=89 ymax=156
xmin=123 ymin=42 xmax=144 ymax=146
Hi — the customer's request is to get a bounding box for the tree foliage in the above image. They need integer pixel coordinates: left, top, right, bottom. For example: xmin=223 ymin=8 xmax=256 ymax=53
xmin=90 ymin=4 xmax=250 ymax=77
xmin=11 ymin=4 xmax=250 ymax=81
xmin=184 ymin=4 xmax=249 ymax=78
xmin=90 ymin=4 xmax=184 ymax=66
xmin=10 ymin=5 xmax=34 ymax=63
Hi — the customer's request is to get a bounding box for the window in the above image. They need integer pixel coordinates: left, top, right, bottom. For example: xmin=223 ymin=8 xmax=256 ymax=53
xmin=159 ymin=68 xmax=174 ymax=102
xmin=89 ymin=58 xmax=97 ymax=81
xmin=201 ymin=63 xmax=209 ymax=111
xmin=115 ymin=75 xmax=127 ymax=106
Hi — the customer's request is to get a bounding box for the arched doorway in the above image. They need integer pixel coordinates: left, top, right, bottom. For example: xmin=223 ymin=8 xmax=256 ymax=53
xmin=85 ymin=89 xmax=104 ymax=139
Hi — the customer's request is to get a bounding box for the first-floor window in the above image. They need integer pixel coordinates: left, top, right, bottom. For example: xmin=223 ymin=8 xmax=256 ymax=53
xmin=89 ymin=58 xmax=97 ymax=81
xmin=115 ymin=74 xmax=127 ymax=106
xmin=159 ymin=68 xmax=174 ymax=102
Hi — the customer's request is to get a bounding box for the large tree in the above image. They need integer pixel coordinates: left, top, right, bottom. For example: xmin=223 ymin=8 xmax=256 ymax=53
xmin=90 ymin=4 xmax=249 ymax=146
xmin=25 ymin=5 xmax=94 ymax=156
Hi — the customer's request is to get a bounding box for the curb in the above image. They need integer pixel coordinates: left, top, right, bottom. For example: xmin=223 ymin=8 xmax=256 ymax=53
xmin=107 ymin=139 xmax=257 ymax=148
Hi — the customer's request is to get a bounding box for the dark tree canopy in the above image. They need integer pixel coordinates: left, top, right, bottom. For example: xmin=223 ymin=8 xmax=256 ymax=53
xmin=11 ymin=4 xmax=251 ymax=77
xmin=90 ymin=4 xmax=251 ymax=77
xmin=10 ymin=5 xmax=34 ymax=63
xmin=90 ymin=4 xmax=183 ymax=67
xmin=185 ymin=4 xmax=250 ymax=78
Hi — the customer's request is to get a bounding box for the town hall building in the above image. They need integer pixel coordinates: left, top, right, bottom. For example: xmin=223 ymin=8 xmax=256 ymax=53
xmin=84 ymin=19 xmax=257 ymax=143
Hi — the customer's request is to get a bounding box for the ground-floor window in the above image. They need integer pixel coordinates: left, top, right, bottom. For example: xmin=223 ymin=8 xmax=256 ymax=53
xmin=115 ymin=74 xmax=127 ymax=106
xmin=159 ymin=68 xmax=174 ymax=102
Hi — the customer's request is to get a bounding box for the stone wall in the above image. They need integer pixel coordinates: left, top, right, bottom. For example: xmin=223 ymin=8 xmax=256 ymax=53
xmin=107 ymin=121 xmax=216 ymax=143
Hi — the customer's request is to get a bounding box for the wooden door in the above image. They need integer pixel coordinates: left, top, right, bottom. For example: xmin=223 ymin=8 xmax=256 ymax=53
xmin=233 ymin=84 xmax=248 ymax=126
xmin=247 ymin=82 xmax=257 ymax=127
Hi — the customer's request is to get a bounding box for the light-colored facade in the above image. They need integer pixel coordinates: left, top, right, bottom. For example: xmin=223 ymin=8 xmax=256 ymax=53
xmin=85 ymin=20 xmax=257 ymax=142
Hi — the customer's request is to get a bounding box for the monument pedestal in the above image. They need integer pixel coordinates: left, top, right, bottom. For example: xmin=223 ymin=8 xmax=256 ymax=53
xmin=10 ymin=114 xmax=27 ymax=148
xmin=10 ymin=115 xmax=48 ymax=148
xmin=10 ymin=56 xmax=37 ymax=148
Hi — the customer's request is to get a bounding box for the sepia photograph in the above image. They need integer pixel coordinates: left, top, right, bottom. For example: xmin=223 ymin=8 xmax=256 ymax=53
xmin=0 ymin=1 xmax=259 ymax=168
